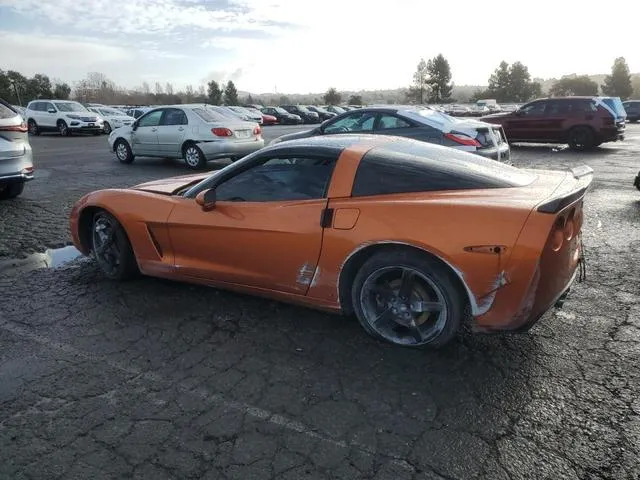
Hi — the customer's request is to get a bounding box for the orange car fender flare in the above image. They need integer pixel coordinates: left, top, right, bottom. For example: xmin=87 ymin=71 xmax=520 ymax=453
xmin=337 ymin=240 xmax=485 ymax=316
xmin=74 ymin=193 xmax=131 ymax=253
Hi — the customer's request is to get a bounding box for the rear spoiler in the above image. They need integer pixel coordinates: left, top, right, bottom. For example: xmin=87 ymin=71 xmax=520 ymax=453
xmin=537 ymin=165 xmax=594 ymax=213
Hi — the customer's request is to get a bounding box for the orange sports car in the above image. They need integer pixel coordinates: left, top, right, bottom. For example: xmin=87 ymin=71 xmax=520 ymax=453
xmin=70 ymin=135 xmax=592 ymax=348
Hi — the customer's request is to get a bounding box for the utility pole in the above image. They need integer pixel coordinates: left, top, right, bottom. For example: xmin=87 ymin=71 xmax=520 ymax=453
xmin=11 ymin=81 xmax=22 ymax=106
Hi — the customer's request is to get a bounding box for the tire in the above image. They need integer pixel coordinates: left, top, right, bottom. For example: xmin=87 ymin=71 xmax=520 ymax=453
xmin=0 ymin=182 xmax=25 ymax=200
xmin=114 ymin=139 xmax=134 ymax=164
xmin=57 ymin=120 xmax=71 ymax=137
xmin=183 ymin=143 xmax=206 ymax=170
xmin=351 ymin=249 xmax=465 ymax=348
xmin=103 ymin=122 xmax=112 ymax=134
xmin=91 ymin=211 xmax=139 ymax=280
xmin=567 ymin=126 xmax=595 ymax=151
xmin=27 ymin=119 xmax=39 ymax=136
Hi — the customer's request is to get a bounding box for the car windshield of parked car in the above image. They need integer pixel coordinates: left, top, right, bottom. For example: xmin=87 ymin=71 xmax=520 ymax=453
xmin=413 ymin=108 xmax=456 ymax=125
xmin=274 ymin=107 xmax=289 ymax=115
xmin=192 ymin=107 xmax=228 ymax=123
xmin=297 ymin=106 xmax=311 ymax=113
xmin=54 ymin=102 xmax=89 ymax=112
xmin=332 ymin=106 xmax=345 ymax=113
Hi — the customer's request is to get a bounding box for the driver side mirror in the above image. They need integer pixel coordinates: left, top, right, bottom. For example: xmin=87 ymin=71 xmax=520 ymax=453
xmin=47 ymin=108 xmax=56 ymax=114
xmin=195 ymin=188 xmax=216 ymax=211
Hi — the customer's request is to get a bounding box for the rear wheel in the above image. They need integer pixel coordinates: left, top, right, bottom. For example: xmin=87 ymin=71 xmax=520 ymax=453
xmin=568 ymin=126 xmax=595 ymax=151
xmin=114 ymin=139 xmax=134 ymax=164
xmin=91 ymin=211 xmax=139 ymax=280
xmin=27 ymin=119 xmax=39 ymax=136
xmin=183 ymin=143 xmax=206 ymax=170
xmin=351 ymin=249 xmax=465 ymax=348
xmin=0 ymin=182 xmax=25 ymax=200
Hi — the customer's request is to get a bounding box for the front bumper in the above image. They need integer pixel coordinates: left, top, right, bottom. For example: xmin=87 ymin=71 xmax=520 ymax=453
xmin=198 ymin=138 xmax=265 ymax=160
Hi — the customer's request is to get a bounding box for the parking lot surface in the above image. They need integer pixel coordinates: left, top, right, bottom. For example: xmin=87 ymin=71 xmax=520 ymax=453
xmin=1 ymin=125 xmax=639 ymax=479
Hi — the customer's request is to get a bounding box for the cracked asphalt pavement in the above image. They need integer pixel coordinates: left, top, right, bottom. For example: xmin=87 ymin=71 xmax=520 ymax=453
xmin=1 ymin=125 xmax=639 ymax=479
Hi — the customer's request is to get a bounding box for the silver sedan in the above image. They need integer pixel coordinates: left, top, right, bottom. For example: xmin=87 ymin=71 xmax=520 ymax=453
xmin=107 ymin=104 xmax=264 ymax=169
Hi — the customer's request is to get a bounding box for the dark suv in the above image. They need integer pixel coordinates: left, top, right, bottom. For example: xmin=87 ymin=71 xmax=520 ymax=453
xmin=623 ymin=100 xmax=640 ymax=123
xmin=481 ymin=96 xmax=626 ymax=151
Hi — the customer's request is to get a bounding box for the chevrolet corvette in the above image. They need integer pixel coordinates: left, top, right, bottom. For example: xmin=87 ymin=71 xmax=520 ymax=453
xmin=70 ymin=135 xmax=592 ymax=348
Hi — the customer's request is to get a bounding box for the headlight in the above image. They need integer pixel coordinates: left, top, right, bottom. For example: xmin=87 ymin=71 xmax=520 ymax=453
xmin=67 ymin=114 xmax=82 ymax=120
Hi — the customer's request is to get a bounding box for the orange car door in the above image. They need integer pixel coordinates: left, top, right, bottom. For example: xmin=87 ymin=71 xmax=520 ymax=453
xmin=167 ymin=154 xmax=339 ymax=295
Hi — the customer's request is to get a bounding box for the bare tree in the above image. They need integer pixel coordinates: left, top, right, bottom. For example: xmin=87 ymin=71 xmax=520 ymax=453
xmin=165 ymin=82 xmax=174 ymax=95
xmin=185 ymin=84 xmax=194 ymax=102
xmin=154 ymin=82 xmax=163 ymax=95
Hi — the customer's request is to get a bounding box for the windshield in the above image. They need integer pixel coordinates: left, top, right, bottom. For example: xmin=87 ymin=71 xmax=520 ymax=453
xmin=297 ymin=106 xmax=311 ymax=113
xmin=413 ymin=108 xmax=457 ymax=126
xmin=601 ymin=97 xmax=626 ymax=118
xmin=274 ymin=107 xmax=289 ymax=114
xmin=54 ymin=102 xmax=88 ymax=112
xmin=332 ymin=106 xmax=345 ymax=113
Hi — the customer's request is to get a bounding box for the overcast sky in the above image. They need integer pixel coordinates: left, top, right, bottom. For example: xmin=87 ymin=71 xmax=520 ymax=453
xmin=1 ymin=0 xmax=639 ymax=94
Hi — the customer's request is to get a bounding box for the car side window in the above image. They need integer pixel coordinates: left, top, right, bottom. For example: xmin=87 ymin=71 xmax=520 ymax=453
xmin=545 ymin=101 xmax=569 ymax=115
xmin=138 ymin=110 xmax=163 ymax=127
xmin=161 ymin=108 xmax=188 ymax=126
xmin=214 ymin=156 xmax=338 ymax=202
xmin=324 ymin=112 xmax=376 ymax=134
xmin=44 ymin=102 xmax=55 ymax=112
xmin=519 ymin=101 xmax=546 ymax=116
xmin=376 ymin=114 xmax=412 ymax=130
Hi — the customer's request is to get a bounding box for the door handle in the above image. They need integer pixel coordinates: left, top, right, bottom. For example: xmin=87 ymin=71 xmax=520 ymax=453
xmin=178 ymin=127 xmax=184 ymax=131
xmin=151 ymin=128 xmax=157 ymax=132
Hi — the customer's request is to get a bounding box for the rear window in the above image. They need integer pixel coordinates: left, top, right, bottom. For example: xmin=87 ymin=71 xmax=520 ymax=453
xmin=192 ymin=107 xmax=227 ymax=123
xmin=601 ymin=97 xmax=626 ymax=118
xmin=0 ymin=101 xmax=17 ymax=119
xmin=352 ymin=139 xmax=535 ymax=197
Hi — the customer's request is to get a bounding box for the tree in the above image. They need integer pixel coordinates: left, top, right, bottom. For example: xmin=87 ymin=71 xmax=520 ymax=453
xmin=348 ymin=95 xmax=362 ymax=105
xmin=323 ymin=87 xmax=341 ymax=105
xmin=207 ymin=80 xmax=222 ymax=105
xmin=407 ymin=58 xmax=428 ymax=104
xmin=185 ymin=84 xmax=194 ymax=102
xmin=223 ymin=81 xmax=238 ymax=105
xmin=602 ymin=57 xmax=633 ymax=100
xmin=165 ymin=82 xmax=174 ymax=95
xmin=279 ymin=95 xmax=291 ymax=105
xmin=141 ymin=81 xmax=151 ymax=95
xmin=26 ymin=74 xmax=52 ymax=100
xmin=426 ymin=54 xmax=452 ymax=103
xmin=484 ymin=61 xmax=541 ymax=102
xmin=154 ymin=82 xmax=163 ymax=95
xmin=53 ymin=83 xmax=71 ymax=100
xmin=550 ymin=75 xmax=599 ymax=96
xmin=246 ymin=93 xmax=254 ymax=105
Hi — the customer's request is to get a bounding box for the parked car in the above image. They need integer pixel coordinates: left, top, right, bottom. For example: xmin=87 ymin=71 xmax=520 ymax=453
xmin=271 ymin=106 xmax=510 ymax=161
xmin=88 ymin=106 xmax=135 ymax=134
xmin=447 ymin=105 xmax=472 ymax=117
xmin=0 ymin=99 xmax=33 ymax=199
xmin=227 ymin=106 xmax=263 ymax=124
xmin=307 ymin=106 xmax=336 ymax=121
xmin=326 ymin=105 xmax=346 ymax=115
xmin=244 ymin=107 xmax=274 ymax=124
xmin=126 ymin=107 xmax=152 ymax=119
xmin=70 ymin=134 xmax=592 ymax=348
xmin=280 ymin=105 xmax=321 ymax=124
xmin=12 ymin=105 xmax=26 ymax=120
xmin=245 ymin=104 xmax=265 ymax=111
xmin=26 ymin=100 xmax=104 ymax=136
xmin=481 ymin=96 xmax=626 ymax=151
xmin=623 ymin=100 xmax=640 ymax=123
xmin=260 ymin=106 xmax=302 ymax=125
xmin=107 ymin=104 xmax=264 ymax=170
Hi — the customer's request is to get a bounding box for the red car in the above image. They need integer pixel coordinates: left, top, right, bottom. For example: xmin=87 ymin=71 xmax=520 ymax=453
xmin=482 ymin=96 xmax=626 ymax=151
xmin=261 ymin=113 xmax=278 ymax=125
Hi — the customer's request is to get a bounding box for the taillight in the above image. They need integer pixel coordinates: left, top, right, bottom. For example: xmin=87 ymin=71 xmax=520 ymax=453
xmin=253 ymin=125 xmax=261 ymax=136
xmin=550 ymin=216 xmax=565 ymax=251
xmin=212 ymin=127 xmax=233 ymax=137
xmin=564 ymin=209 xmax=575 ymax=241
xmin=0 ymin=122 xmax=28 ymax=133
xmin=445 ymin=132 xmax=481 ymax=147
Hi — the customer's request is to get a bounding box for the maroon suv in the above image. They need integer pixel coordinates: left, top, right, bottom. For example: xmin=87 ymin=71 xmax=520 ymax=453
xmin=481 ymin=96 xmax=626 ymax=151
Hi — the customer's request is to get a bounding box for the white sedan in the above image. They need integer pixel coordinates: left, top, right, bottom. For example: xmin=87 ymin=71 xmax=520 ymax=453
xmin=107 ymin=104 xmax=264 ymax=169
xmin=88 ymin=107 xmax=135 ymax=134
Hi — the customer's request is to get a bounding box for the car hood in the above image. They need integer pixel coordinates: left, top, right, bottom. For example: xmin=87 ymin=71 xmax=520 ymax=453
xmin=270 ymin=128 xmax=318 ymax=145
xmin=132 ymin=173 xmax=209 ymax=194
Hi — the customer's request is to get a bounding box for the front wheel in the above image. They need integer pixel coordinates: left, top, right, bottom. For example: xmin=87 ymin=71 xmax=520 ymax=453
xmin=91 ymin=211 xmax=139 ymax=280
xmin=568 ymin=126 xmax=595 ymax=151
xmin=27 ymin=119 xmax=39 ymax=136
xmin=114 ymin=139 xmax=134 ymax=164
xmin=351 ymin=249 xmax=465 ymax=348
xmin=57 ymin=120 xmax=71 ymax=137
xmin=0 ymin=182 xmax=25 ymax=200
xmin=103 ymin=122 xmax=112 ymax=134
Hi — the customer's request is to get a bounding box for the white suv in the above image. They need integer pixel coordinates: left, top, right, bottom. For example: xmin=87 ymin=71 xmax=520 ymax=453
xmin=26 ymin=100 xmax=104 ymax=136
